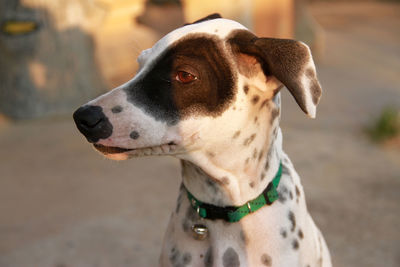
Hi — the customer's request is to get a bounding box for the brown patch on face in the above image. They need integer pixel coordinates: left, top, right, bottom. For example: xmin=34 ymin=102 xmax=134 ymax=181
xmin=254 ymin=116 xmax=258 ymax=124
xmin=252 ymin=95 xmax=260 ymax=104
xmin=232 ymin=130 xmax=241 ymax=139
xmin=243 ymin=133 xmax=256 ymax=146
xmin=126 ymin=34 xmax=236 ymax=125
xmin=249 ymin=181 xmax=255 ymax=188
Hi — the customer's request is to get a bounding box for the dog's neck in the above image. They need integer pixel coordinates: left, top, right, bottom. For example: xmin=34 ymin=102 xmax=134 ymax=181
xmin=180 ymin=100 xmax=283 ymax=207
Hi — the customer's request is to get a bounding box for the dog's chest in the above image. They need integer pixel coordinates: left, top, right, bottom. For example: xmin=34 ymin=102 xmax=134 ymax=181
xmin=161 ymin=160 xmax=318 ymax=267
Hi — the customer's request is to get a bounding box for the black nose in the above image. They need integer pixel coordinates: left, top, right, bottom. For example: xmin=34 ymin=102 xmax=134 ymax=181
xmin=73 ymin=105 xmax=113 ymax=143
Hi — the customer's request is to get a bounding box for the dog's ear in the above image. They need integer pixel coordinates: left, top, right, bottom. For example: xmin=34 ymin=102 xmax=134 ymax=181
xmin=185 ymin=13 xmax=222 ymax=26
xmin=230 ymin=31 xmax=322 ymax=118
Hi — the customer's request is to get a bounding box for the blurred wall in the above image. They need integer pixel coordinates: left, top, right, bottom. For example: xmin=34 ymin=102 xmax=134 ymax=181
xmin=0 ymin=0 xmax=108 ymax=120
xmin=0 ymin=0 xmax=298 ymax=120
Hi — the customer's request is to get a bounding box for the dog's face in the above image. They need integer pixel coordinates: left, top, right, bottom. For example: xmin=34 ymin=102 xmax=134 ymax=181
xmin=73 ymin=14 xmax=321 ymax=161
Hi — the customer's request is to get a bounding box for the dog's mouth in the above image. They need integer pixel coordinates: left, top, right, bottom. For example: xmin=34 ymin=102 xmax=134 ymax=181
xmin=93 ymin=142 xmax=178 ymax=158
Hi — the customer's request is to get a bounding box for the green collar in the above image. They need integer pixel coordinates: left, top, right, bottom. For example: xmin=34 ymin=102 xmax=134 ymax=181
xmin=186 ymin=162 xmax=282 ymax=223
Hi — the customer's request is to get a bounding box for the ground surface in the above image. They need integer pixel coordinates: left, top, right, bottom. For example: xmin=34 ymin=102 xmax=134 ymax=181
xmin=0 ymin=2 xmax=399 ymax=267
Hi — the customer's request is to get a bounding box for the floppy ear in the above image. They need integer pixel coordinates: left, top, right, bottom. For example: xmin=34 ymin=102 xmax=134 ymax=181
xmin=230 ymin=31 xmax=322 ymax=118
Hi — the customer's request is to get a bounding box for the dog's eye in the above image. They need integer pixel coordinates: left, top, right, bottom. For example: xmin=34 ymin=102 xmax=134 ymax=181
xmin=175 ymin=71 xmax=197 ymax=84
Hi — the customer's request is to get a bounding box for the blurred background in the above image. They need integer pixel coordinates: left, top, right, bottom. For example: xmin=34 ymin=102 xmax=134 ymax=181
xmin=0 ymin=0 xmax=399 ymax=266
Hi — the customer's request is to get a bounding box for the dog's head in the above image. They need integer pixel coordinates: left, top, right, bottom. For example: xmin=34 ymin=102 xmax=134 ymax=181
xmin=73 ymin=14 xmax=321 ymax=161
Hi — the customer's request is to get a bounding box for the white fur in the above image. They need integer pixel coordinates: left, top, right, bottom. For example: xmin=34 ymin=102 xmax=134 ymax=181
xmin=78 ymin=17 xmax=331 ymax=267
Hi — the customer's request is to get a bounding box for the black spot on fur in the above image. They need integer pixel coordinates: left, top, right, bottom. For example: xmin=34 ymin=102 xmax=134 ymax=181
xmin=206 ymin=178 xmax=219 ymax=194
xmin=243 ymin=133 xmax=256 ymax=146
xmin=278 ymin=185 xmax=289 ymax=203
xmin=264 ymin=148 xmax=274 ymax=172
xmin=169 ymin=246 xmax=192 ymax=267
xmin=288 ymin=211 xmax=296 ymax=232
xmin=270 ymin=108 xmax=280 ymax=125
xmin=252 ymin=148 xmax=258 ymax=159
xmin=243 ymin=85 xmax=249 ymax=94
xmin=130 ymin=131 xmax=140 ymax=140
xmin=207 ymin=151 xmax=215 ymax=158
xmin=260 ymin=171 xmax=266 ymax=181
xmin=169 ymin=246 xmax=180 ymax=265
xmin=240 ymin=230 xmax=248 ymax=244
xmin=261 ymin=253 xmax=272 ymax=266
xmin=221 ymin=177 xmax=230 ymax=185
xmin=204 ymin=247 xmax=213 ymax=267
xmin=295 ymin=185 xmax=301 ymax=203
xmin=111 ymin=105 xmax=123 ymax=113
xmin=259 ymin=99 xmax=269 ymax=110
xmin=292 ymin=239 xmax=299 ymax=250
xmin=175 ymin=191 xmax=183 ymax=213
xmin=233 ymin=130 xmax=241 ymax=139
xmin=182 ymin=252 xmax=192 ymax=265
xmin=182 ymin=219 xmax=190 ymax=232
xmin=298 ymin=229 xmax=304 ymax=239
xmin=272 ymin=127 xmax=278 ymax=138
xmin=280 ymin=228 xmax=287 ymax=238
xmin=223 ymin=247 xmax=240 ymax=267
xmin=258 ymin=149 xmax=264 ymax=162
xmin=282 ymin=164 xmax=290 ymax=175
xmin=295 ymin=185 xmax=300 ymax=197
xmin=252 ymin=95 xmax=260 ymax=104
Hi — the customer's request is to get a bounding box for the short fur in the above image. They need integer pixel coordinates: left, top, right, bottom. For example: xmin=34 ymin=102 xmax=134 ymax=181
xmin=73 ymin=15 xmax=331 ymax=267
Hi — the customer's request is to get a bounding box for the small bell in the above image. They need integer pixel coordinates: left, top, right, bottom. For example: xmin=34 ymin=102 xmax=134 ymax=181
xmin=191 ymin=224 xmax=209 ymax=240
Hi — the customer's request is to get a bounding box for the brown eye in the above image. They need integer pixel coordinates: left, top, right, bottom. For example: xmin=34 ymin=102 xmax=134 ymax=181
xmin=176 ymin=71 xmax=197 ymax=84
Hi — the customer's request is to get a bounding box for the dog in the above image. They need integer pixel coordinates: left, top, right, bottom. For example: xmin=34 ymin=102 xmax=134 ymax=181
xmin=73 ymin=14 xmax=331 ymax=267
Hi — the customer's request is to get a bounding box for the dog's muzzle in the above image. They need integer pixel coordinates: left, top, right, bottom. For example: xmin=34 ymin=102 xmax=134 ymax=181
xmin=73 ymin=105 xmax=113 ymax=143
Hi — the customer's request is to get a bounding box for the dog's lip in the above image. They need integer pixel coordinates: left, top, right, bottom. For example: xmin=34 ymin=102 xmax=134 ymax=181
xmin=93 ymin=144 xmax=133 ymax=154
xmin=93 ymin=142 xmax=177 ymax=155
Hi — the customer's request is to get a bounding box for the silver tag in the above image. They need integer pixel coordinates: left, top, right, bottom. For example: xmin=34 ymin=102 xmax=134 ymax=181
xmin=191 ymin=224 xmax=208 ymax=240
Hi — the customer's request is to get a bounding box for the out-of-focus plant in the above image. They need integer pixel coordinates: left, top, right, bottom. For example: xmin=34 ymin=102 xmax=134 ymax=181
xmin=366 ymin=107 xmax=400 ymax=142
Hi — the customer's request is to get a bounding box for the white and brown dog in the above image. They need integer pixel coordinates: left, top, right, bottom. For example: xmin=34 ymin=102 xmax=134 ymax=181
xmin=73 ymin=14 xmax=331 ymax=267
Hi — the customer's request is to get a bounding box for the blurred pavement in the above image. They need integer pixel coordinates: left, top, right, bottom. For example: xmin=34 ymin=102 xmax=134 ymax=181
xmin=0 ymin=2 xmax=399 ymax=267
